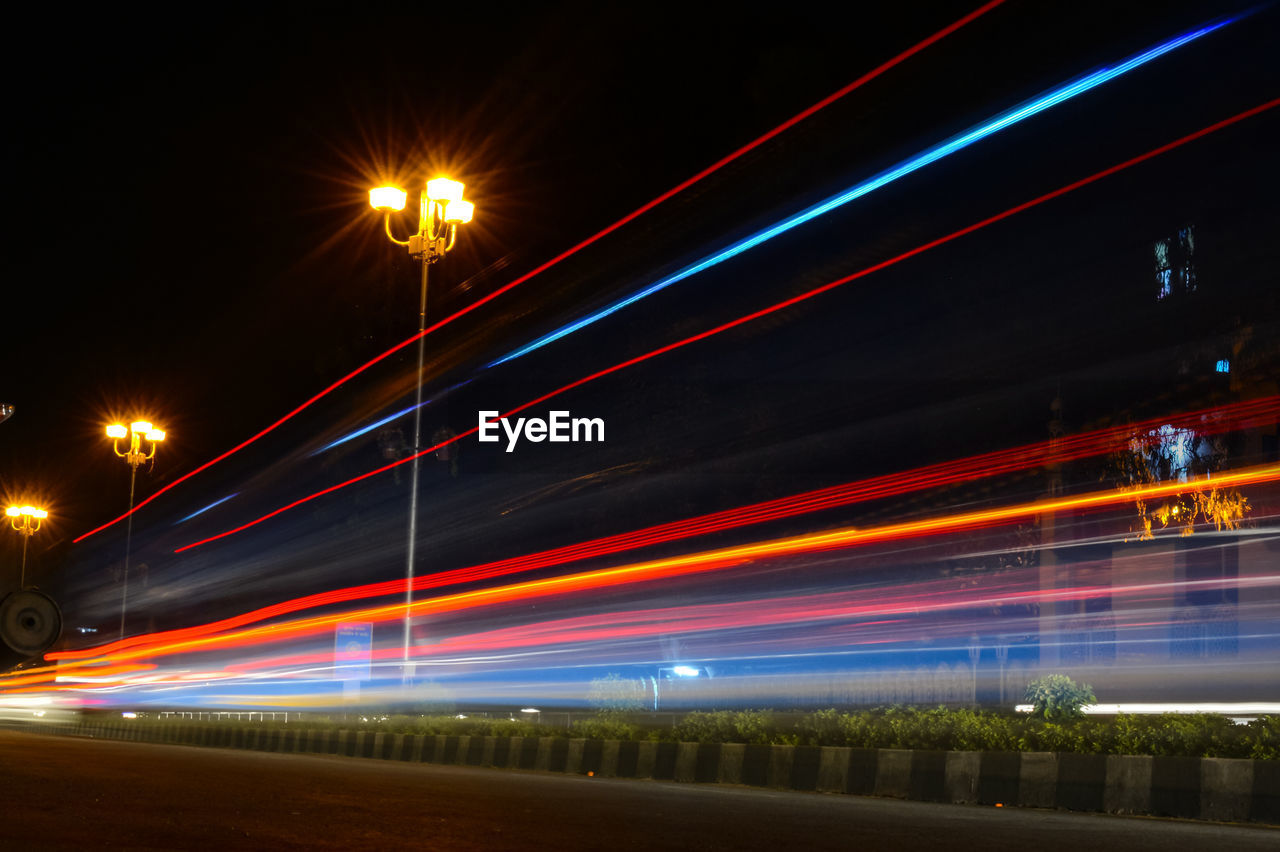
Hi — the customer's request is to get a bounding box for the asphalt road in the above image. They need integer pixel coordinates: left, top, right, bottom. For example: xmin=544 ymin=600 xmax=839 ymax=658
xmin=2 ymin=729 xmax=1277 ymax=850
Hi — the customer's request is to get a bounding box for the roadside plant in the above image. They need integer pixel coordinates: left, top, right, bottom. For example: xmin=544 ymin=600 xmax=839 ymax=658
xmin=674 ymin=710 xmax=776 ymax=745
xmin=1024 ymin=674 xmax=1096 ymax=720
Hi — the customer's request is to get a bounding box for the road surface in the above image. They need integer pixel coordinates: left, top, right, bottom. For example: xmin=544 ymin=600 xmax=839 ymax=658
xmin=1 ymin=729 xmax=1276 ymax=850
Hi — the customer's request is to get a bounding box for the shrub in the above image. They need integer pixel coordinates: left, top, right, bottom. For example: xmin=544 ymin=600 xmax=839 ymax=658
xmin=408 ymin=715 xmax=555 ymax=738
xmin=1243 ymin=715 xmax=1280 ymax=760
xmin=1024 ymin=674 xmax=1096 ymax=720
xmin=571 ymin=716 xmax=643 ymax=741
xmin=673 ymin=710 xmax=777 ymax=745
xmin=793 ymin=709 xmax=850 ymax=746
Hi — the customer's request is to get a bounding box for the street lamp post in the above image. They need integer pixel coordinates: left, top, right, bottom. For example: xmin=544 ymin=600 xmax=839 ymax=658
xmin=106 ymin=420 xmax=165 ymax=640
xmin=370 ymin=178 xmax=475 ymax=672
xmin=6 ymin=504 xmax=48 ymax=588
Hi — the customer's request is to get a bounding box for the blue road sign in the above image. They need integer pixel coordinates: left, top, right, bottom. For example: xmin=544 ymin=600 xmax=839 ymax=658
xmin=334 ymin=622 xmax=372 ymax=682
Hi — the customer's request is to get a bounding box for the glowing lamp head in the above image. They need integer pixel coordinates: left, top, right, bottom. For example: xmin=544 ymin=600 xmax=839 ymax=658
xmin=106 ymin=424 xmax=128 ymax=439
xmin=369 ymin=186 xmax=407 ymax=212
xmin=130 ymin=421 xmax=153 ymax=435
xmin=444 ymin=199 xmax=474 ymax=224
xmin=145 ymin=429 xmax=166 ymax=442
xmin=19 ymin=506 xmax=38 ymax=516
xmin=5 ymin=506 xmax=20 ymax=517
xmin=31 ymin=508 xmax=48 ymax=519
xmin=426 ymin=177 xmax=464 ymax=203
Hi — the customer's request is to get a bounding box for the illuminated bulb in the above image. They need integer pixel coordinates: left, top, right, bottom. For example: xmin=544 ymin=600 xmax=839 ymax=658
xmin=5 ymin=506 xmax=20 ymax=517
xmin=106 ymin=424 xmax=128 ymax=439
xmin=426 ymin=177 xmax=464 ymax=203
xmin=19 ymin=506 xmax=37 ymax=516
xmin=369 ymin=186 xmax=407 ymax=212
xmin=131 ymin=421 xmax=153 ymax=435
xmin=32 ymin=508 xmax=48 ymax=519
xmin=444 ymin=199 xmax=474 ymax=224
xmin=146 ymin=429 xmax=166 ymax=442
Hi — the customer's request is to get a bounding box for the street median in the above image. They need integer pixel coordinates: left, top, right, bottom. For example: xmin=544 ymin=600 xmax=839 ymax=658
xmin=15 ymin=720 xmax=1280 ymax=824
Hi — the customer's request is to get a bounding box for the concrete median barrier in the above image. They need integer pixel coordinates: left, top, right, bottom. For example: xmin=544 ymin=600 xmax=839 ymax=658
xmin=13 ymin=721 xmax=1280 ymax=825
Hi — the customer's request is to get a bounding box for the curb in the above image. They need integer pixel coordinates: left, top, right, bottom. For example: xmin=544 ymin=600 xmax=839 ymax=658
xmin=15 ymin=722 xmax=1280 ymax=824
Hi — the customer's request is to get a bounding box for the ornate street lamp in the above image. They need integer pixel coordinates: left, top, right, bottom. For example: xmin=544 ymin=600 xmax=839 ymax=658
xmin=369 ymin=177 xmax=475 ymax=669
xmin=106 ymin=420 xmax=166 ymax=639
xmin=6 ymin=505 xmax=48 ymax=587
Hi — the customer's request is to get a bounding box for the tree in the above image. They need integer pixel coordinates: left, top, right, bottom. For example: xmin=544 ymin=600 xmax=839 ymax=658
xmin=1024 ymin=674 xmax=1096 ymax=720
xmin=587 ymin=673 xmax=647 ymax=714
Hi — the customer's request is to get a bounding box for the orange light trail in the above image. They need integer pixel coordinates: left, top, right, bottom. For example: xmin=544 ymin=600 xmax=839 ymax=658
xmin=49 ymin=393 xmax=1280 ymax=666
xmin=232 ymin=568 xmax=1273 ymax=674
xmin=13 ymin=461 xmax=1276 ymax=688
xmin=0 ymin=663 xmax=157 ymax=689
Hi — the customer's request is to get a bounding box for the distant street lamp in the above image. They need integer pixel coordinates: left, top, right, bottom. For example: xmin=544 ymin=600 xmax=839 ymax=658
xmin=369 ymin=177 xmax=475 ymax=670
xmin=106 ymin=420 xmax=166 ymax=640
xmin=6 ymin=504 xmax=48 ymax=587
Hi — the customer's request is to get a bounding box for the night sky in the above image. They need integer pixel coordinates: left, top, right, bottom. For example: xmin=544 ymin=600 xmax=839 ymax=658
xmin=3 ymin=0 xmax=1278 ymax=628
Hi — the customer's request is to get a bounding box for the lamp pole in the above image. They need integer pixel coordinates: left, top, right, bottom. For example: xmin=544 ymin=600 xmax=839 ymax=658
xmin=370 ymin=179 xmax=475 ymax=672
xmin=106 ymin=421 xmax=166 ymax=640
xmin=6 ymin=505 xmax=48 ymax=588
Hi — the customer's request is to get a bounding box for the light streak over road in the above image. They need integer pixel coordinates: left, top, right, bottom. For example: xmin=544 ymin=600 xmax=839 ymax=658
xmin=70 ymin=2 xmax=1005 ymax=545
xmin=12 ymin=461 xmax=1278 ymax=687
xmin=43 ymin=393 xmax=1279 ymax=668
xmin=487 ymin=14 xmax=1239 ymax=366
xmin=172 ymin=96 xmax=1280 ymax=553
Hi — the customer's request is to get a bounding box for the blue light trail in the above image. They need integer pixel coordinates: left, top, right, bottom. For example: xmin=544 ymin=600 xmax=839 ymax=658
xmin=175 ymin=493 xmax=239 ymax=524
xmin=487 ymin=15 xmax=1236 ymax=368
xmin=313 ymin=379 xmax=472 ymax=455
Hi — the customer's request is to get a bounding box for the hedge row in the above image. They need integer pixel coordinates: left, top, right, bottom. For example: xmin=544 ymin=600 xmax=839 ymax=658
xmin=131 ymin=707 xmax=1280 ymax=760
xmin=773 ymin=708 xmax=1280 ymax=760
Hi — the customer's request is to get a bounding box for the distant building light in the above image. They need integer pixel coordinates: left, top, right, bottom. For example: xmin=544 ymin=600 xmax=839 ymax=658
xmin=121 ymin=712 xmax=138 ymax=719
xmin=1216 ymin=359 xmax=1230 ymax=373
xmin=520 ymin=708 xmax=540 ymax=713
xmin=672 ymin=665 xmax=700 ymax=678
xmin=1153 ymin=226 xmax=1196 ymax=300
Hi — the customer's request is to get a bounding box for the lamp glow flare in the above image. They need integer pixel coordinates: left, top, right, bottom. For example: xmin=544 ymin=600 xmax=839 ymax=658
xmin=370 ymin=176 xmax=475 ymax=261
xmin=7 ymin=503 xmax=49 ymax=587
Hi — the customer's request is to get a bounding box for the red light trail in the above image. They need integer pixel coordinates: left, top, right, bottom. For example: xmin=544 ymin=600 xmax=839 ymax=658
xmin=17 ymin=461 xmax=1279 ymax=684
xmin=70 ymin=1 xmax=1005 ymax=545
xmin=47 ymin=393 xmax=1277 ymax=667
xmin=173 ymin=96 xmax=1280 ymax=554
xmin=233 ymin=569 xmax=1251 ymax=675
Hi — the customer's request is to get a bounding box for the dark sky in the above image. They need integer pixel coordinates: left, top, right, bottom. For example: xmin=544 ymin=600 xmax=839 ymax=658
xmin=2 ymin=0 xmax=1277 ymax=603
xmin=1 ymin=1 xmax=970 ymax=535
